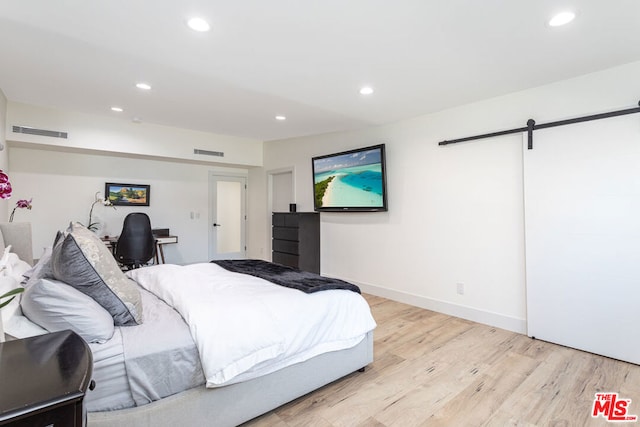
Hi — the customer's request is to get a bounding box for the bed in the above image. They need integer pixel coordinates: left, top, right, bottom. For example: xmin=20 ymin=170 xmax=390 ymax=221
xmin=0 ymin=222 xmax=375 ymax=427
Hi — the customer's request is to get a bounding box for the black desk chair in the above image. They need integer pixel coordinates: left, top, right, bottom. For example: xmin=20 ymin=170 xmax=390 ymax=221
xmin=115 ymin=213 xmax=156 ymax=270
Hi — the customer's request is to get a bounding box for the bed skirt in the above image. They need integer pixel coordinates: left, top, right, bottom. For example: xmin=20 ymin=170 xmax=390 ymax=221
xmin=87 ymin=331 xmax=373 ymax=427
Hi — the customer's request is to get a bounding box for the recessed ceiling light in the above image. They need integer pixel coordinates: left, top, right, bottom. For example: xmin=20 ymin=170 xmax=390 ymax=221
xmin=548 ymin=11 xmax=575 ymax=27
xmin=187 ymin=17 xmax=210 ymax=32
xmin=136 ymin=82 xmax=151 ymax=90
xmin=275 ymin=115 xmax=286 ymax=121
xmin=359 ymin=86 xmax=374 ymax=95
xmin=111 ymin=107 xmax=123 ymax=112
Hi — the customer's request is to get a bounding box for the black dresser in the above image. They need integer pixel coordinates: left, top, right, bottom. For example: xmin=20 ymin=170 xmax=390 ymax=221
xmin=272 ymin=212 xmax=320 ymax=274
xmin=0 ymin=330 xmax=94 ymax=427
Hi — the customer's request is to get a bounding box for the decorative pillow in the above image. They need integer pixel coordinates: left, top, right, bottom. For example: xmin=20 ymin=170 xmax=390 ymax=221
xmin=50 ymin=222 xmax=143 ymax=326
xmin=22 ymin=246 xmax=54 ymax=288
xmin=21 ymin=278 xmax=115 ymax=343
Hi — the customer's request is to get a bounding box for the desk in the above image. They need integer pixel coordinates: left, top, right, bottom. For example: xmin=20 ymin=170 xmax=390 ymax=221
xmin=101 ymin=235 xmax=178 ymax=264
xmin=154 ymin=235 xmax=178 ymax=263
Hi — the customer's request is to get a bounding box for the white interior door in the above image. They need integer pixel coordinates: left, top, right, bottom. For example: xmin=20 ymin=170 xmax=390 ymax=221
xmin=524 ymin=115 xmax=640 ymax=363
xmin=209 ymin=173 xmax=247 ymax=260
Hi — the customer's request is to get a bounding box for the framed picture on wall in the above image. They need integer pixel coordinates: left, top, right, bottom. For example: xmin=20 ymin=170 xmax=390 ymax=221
xmin=105 ymin=183 xmax=150 ymax=206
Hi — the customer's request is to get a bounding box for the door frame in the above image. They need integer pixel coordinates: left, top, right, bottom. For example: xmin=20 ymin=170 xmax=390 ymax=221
xmin=208 ymin=171 xmax=248 ymax=260
xmin=266 ymin=167 xmax=295 ymax=259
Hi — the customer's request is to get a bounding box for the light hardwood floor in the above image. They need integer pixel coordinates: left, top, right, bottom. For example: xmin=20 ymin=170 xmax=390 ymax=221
xmin=244 ymin=294 xmax=640 ymax=426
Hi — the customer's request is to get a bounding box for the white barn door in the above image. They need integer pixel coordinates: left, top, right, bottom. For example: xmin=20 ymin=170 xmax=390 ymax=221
xmin=524 ymin=114 xmax=640 ymax=364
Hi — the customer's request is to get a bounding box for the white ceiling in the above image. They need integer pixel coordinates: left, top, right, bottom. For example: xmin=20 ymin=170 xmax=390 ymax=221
xmin=1 ymin=1 xmax=639 ymax=142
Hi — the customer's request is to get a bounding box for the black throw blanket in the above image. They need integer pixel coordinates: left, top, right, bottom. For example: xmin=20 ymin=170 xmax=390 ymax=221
xmin=211 ymin=259 xmax=361 ymax=294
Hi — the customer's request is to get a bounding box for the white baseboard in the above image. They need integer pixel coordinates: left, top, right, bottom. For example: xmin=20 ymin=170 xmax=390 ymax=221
xmin=354 ymin=281 xmax=527 ymax=334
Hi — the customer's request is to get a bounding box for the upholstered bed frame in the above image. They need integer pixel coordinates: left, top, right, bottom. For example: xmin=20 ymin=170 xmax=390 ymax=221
xmin=88 ymin=332 xmax=373 ymax=427
xmin=0 ymin=222 xmax=34 ymax=266
xmin=0 ymin=222 xmax=374 ymax=427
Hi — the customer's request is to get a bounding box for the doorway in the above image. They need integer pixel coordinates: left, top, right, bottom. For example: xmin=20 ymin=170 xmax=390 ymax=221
xmin=269 ymin=169 xmax=294 ymax=212
xmin=267 ymin=168 xmax=294 ymax=258
xmin=208 ymin=173 xmax=247 ymax=260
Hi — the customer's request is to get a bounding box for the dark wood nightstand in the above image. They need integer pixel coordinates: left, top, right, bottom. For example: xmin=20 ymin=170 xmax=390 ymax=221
xmin=0 ymin=330 xmax=93 ymax=427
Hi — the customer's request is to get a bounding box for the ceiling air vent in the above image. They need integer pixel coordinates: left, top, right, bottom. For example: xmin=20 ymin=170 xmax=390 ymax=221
xmin=12 ymin=126 xmax=68 ymax=139
xmin=194 ymin=149 xmax=224 ymax=157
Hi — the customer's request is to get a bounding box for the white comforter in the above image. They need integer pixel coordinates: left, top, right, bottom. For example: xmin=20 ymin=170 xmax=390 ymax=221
xmin=127 ymin=263 xmax=376 ymax=387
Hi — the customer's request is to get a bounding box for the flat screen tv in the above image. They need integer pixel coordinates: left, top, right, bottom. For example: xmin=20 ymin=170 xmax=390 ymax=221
xmin=312 ymin=144 xmax=388 ymax=212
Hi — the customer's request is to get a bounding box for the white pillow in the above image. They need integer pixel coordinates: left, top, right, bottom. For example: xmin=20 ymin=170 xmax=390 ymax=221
xmin=21 ymin=247 xmax=53 ymax=287
xmin=0 ymin=244 xmax=32 ymax=282
xmin=4 ymin=313 xmax=48 ymax=339
xmin=0 ymin=245 xmax=13 ymax=276
xmin=21 ymin=278 xmax=116 ymax=343
xmin=0 ymin=246 xmax=35 ymax=322
xmin=8 ymin=254 xmax=31 ymax=281
xmin=0 ymin=275 xmax=22 ymax=325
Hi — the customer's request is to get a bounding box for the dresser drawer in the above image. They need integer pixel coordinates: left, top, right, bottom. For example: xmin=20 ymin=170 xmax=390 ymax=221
xmin=273 ymin=213 xmax=299 ymax=228
xmin=273 ymin=239 xmax=299 ymax=255
xmin=272 ymin=227 xmax=299 ymax=241
xmin=272 ymin=251 xmax=299 ymax=268
xmin=272 ymin=213 xmax=286 ymax=227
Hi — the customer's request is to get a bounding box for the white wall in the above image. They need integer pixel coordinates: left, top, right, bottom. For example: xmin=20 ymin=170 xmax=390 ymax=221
xmin=0 ymin=90 xmax=8 ymax=221
xmin=251 ymin=60 xmax=640 ymax=333
xmin=9 ymin=146 xmax=248 ymax=263
xmin=7 ymin=102 xmax=263 ymax=167
xmin=3 ymin=99 xmax=261 ymax=262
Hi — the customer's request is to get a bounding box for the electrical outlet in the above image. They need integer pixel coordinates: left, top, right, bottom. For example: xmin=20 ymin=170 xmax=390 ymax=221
xmin=456 ymin=282 xmax=465 ymax=295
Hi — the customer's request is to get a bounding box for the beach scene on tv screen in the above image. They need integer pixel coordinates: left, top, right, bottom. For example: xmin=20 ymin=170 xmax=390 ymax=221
xmin=314 ymin=148 xmax=384 ymax=208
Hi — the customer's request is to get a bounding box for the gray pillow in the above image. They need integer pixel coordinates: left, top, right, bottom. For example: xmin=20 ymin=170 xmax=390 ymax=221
xmin=51 ymin=222 xmax=143 ymax=326
xmin=21 ymin=278 xmax=115 ymax=343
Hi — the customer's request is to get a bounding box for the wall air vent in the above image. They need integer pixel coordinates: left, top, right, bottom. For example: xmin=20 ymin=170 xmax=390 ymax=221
xmin=12 ymin=126 xmax=68 ymax=139
xmin=194 ymin=149 xmax=224 ymax=157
